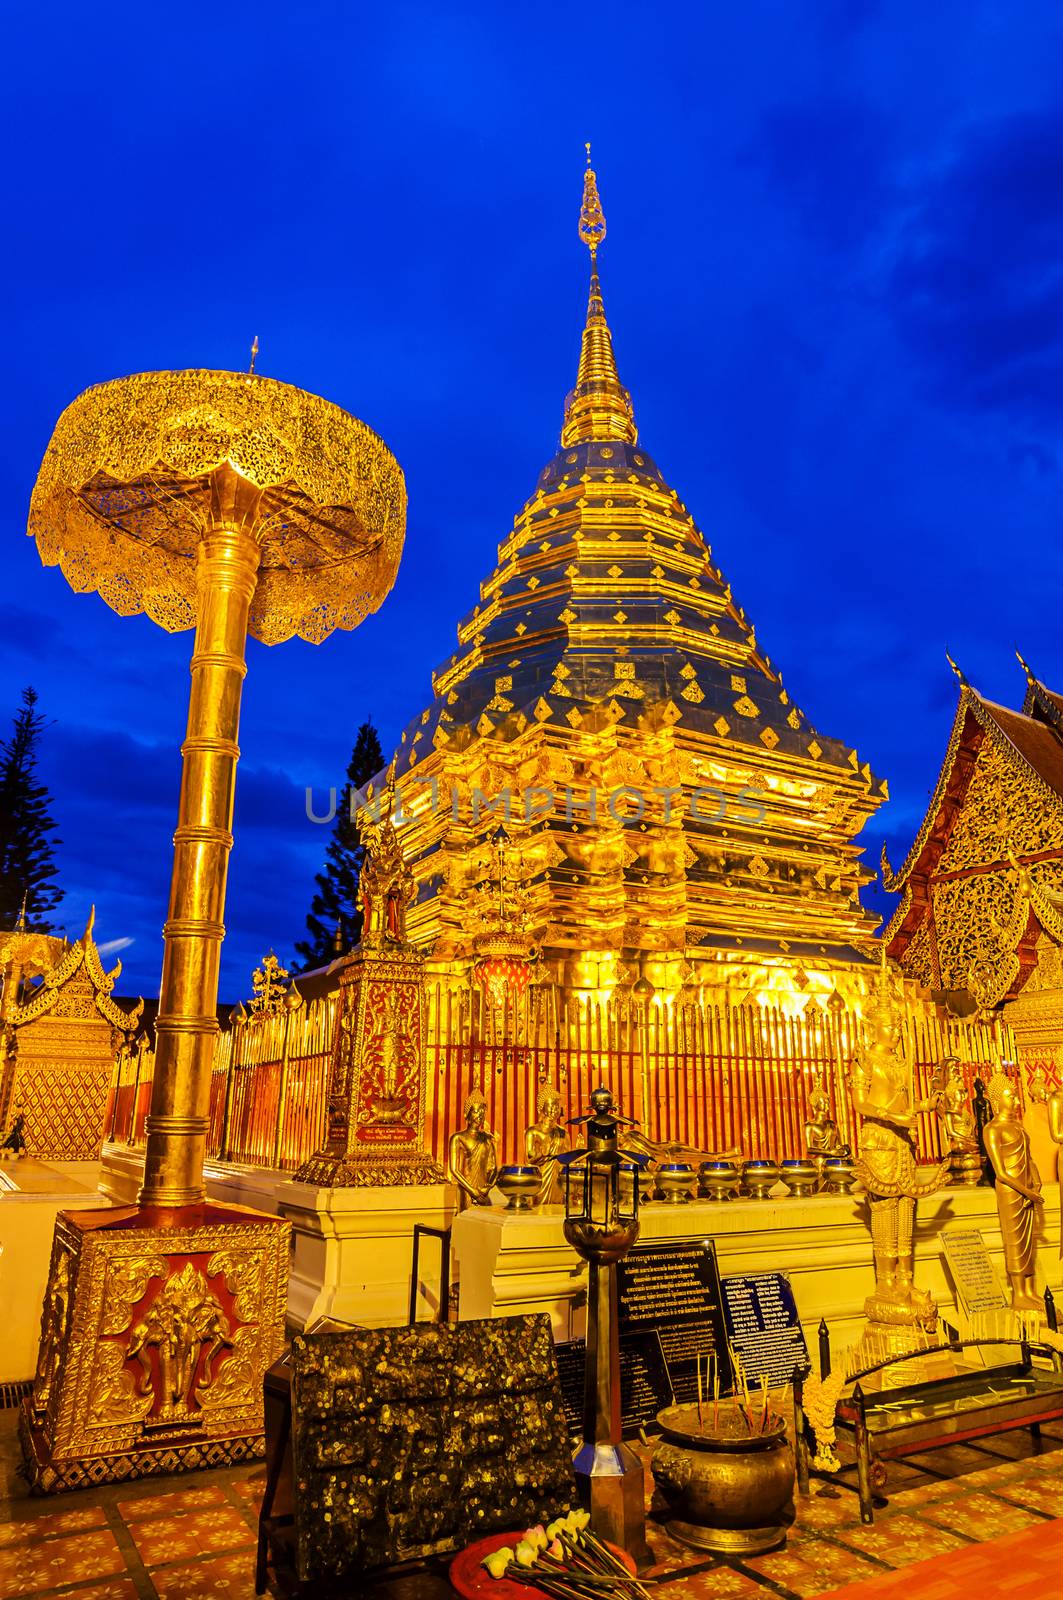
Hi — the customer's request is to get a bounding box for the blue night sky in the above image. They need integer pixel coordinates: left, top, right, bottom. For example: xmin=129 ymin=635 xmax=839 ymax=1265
xmin=3 ymin=2 xmax=1062 ymax=1000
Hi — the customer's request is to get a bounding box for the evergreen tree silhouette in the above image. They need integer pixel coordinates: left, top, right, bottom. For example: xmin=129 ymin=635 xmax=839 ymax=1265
xmin=295 ymin=719 xmax=384 ymax=969
xmin=0 ymin=687 xmax=63 ymax=930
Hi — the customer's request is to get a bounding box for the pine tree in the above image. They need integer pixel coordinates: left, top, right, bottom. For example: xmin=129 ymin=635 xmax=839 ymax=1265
xmin=296 ymin=719 xmax=384 ymax=969
xmin=0 ymin=687 xmax=64 ymax=930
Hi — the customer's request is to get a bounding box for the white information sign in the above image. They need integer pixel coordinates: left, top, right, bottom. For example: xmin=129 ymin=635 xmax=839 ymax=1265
xmin=942 ymin=1227 xmax=1008 ymax=1317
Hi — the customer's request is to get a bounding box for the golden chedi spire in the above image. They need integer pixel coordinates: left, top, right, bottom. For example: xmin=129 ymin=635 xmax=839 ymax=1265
xmin=561 ymin=145 xmax=637 ymax=448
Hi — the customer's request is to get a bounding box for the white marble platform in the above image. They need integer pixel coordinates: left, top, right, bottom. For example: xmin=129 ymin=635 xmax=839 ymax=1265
xmin=452 ymin=1182 xmax=1063 ymax=1360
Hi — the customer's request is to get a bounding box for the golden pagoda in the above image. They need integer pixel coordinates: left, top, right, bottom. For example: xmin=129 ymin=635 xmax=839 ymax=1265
xmin=388 ymin=155 xmax=888 ymax=1005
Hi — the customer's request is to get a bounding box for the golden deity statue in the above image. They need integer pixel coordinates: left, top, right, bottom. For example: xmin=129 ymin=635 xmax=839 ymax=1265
xmin=850 ymin=951 xmax=948 ymax=1330
xmin=524 ymin=1083 xmax=567 ymax=1204
xmin=985 ymin=1073 xmax=1044 ymax=1311
xmin=447 ymin=1088 xmax=499 ymax=1208
xmin=359 ymin=786 xmax=416 ymax=949
xmin=931 ymin=1056 xmax=982 ymax=1186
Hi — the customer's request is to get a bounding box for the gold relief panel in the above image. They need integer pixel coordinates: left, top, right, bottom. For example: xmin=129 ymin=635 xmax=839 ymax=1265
xmin=100 ymin=1253 xmax=169 ymax=1336
xmin=199 ymin=1321 xmax=258 ymax=1410
xmin=1020 ymin=933 xmax=1063 ymax=995
xmin=900 ymin=918 xmax=936 ymax=990
xmin=207 ymin=1247 xmax=267 ymax=1323
xmin=88 ymin=1342 xmax=152 ymax=1429
xmin=31 ymin=1237 xmax=76 ymax=1425
xmin=933 ymin=870 xmax=1021 ymax=992
xmin=939 ymin=739 xmax=1063 ymax=874
xmin=24 ymin=1212 xmax=290 ymax=1490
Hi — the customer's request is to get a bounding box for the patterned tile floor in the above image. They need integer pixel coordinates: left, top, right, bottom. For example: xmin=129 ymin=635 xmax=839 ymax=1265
xmin=1 ymin=1410 xmax=1062 ymax=1598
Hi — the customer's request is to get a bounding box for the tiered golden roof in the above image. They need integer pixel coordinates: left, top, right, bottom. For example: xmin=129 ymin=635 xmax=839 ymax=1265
xmin=387 ymin=158 xmax=887 ymax=1000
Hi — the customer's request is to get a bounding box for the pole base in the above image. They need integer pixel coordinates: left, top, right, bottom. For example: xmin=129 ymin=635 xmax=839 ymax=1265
xmin=573 ymin=1441 xmax=652 ymax=1569
xmin=21 ymin=1200 xmax=288 ymax=1494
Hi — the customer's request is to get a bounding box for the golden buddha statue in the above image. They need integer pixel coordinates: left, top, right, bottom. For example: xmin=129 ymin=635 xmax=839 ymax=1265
xmin=851 ymin=950 xmax=948 ymax=1329
xmin=446 ymin=1088 xmax=499 ymax=1208
xmin=931 ymin=1056 xmax=982 ymax=1185
xmin=805 ymin=1075 xmax=842 ymax=1174
xmin=984 ymin=1072 xmax=1043 ymax=1312
xmin=524 ymin=1082 xmax=566 ymax=1204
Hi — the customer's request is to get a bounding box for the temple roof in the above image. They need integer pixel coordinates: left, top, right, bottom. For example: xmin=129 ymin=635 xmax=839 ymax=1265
xmin=390 ymin=158 xmax=884 ymax=800
xmin=883 ymin=663 xmax=1063 ymax=896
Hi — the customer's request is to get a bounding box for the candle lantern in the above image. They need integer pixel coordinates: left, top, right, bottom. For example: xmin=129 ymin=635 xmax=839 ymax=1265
xmin=559 ymin=1086 xmax=652 ymax=1564
xmin=472 ymin=828 xmax=537 ymax=1008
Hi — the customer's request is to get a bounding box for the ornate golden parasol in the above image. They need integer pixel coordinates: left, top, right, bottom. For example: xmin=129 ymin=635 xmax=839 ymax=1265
xmin=29 ymin=368 xmax=405 ymax=1209
xmin=30 ymin=368 xmax=405 ymax=644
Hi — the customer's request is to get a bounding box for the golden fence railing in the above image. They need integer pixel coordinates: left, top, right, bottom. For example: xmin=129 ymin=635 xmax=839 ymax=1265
xmin=106 ymin=984 xmax=1017 ymax=1173
xmin=104 ymin=1039 xmax=154 ymax=1148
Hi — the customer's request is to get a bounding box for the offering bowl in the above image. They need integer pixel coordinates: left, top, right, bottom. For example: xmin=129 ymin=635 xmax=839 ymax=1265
xmin=698 ymin=1160 xmax=739 ymax=1201
xmin=656 ymin=1162 xmax=695 ymax=1203
xmin=496 ymin=1165 xmax=542 ymax=1210
xmin=741 ymin=1160 xmax=780 ymax=1200
xmin=779 ymin=1159 xmax=818 ymax=1198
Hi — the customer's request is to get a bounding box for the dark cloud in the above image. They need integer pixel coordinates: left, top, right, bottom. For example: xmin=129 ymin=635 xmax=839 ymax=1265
xmin=34 ymin=719 xmax=328 ymax=998
xmin=890 ymin=110 xmax=1063 ymax=422
xmin=745 ymin=96 xmax=897 ymax=252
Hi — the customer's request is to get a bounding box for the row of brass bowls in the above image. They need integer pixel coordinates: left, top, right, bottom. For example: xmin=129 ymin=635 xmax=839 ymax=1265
xmin=494 ymin=1154 xmax=859 ymax=1209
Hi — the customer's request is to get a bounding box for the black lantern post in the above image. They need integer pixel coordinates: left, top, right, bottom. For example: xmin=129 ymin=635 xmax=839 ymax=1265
xmin=559 ymin=1086 xmax=651 ymax=1563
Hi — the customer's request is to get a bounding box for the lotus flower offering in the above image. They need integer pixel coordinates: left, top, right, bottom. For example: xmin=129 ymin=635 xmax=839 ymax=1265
xmin=478 ymin=1509 xmax=649 ymax=1597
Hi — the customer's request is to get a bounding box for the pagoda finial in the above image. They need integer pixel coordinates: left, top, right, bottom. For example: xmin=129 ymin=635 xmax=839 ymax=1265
xmin=1016 ymin=648 xmax=1036 ymax=683
xmin=562 ymin=147 xmax=637 ymax=449
xmin=579 ymin=143 xmax=607 ymax=258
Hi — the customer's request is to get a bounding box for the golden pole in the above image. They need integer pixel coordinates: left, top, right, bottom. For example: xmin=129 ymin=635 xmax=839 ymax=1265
xmin=139 ymin=465 xmax=262 ymax=1209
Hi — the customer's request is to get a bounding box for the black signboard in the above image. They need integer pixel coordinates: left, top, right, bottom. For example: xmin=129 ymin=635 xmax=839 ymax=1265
xmin=553 ymin=1331 xmax=674 ymax=1438
xmin=722 ymin=1271 xmax=807 ymax=1389
xmin=616 ymin=1239 xmax=733 ymax=1405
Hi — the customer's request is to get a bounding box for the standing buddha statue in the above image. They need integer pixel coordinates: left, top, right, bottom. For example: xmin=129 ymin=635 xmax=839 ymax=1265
xmin=851 ymin=949 xmax=948 ymax=1334
xmin=447 ymin=1088 xmax=499 ymax=1209
xmin=985 ymin=1072 xmax=1044 ymax=1311
xmin=1047 ymin=1078 xmax=1063 ymax=1259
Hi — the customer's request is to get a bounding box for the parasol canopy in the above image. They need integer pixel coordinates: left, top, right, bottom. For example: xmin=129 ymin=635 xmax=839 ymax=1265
xmin=28 ymin=368 xmax=406 ymax=645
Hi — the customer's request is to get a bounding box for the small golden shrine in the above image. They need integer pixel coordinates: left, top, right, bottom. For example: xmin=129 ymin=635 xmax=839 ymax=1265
xmin=0 ymin=908 xmax=141 ymax=1159
xmin=387 ymin=155 xmax=887 ymax=1006
xmin=294 ymin=790 xmax=445 ymax=1186
xmin=885 ymin=656 xmax=1063 ymax=1071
